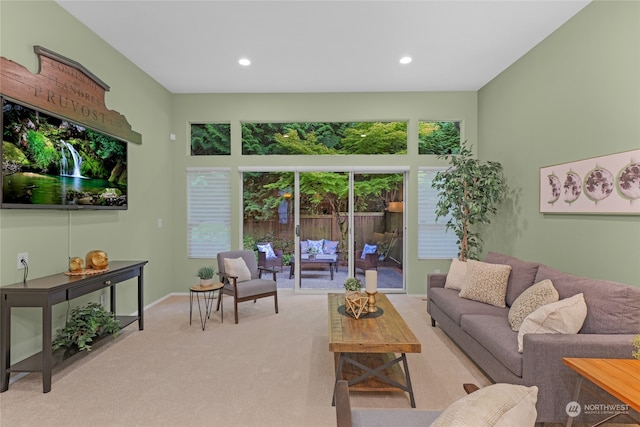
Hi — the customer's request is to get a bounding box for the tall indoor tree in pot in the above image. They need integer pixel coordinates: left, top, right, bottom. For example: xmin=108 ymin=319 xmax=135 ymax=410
xmin=431 ymin=143 xmax=508 ymax=261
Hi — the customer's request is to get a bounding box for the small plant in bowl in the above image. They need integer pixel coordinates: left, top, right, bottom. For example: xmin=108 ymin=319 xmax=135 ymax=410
xmin=197 ymin=266 xmax=216 ymax=286
xmin=52 ymin=302 xmax=121 ymax=353
xmin=343 ymin=277 xmax=363 ymax=293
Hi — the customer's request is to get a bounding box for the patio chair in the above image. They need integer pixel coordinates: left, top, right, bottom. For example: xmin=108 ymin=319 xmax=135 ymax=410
xmin=256 ymin=242 xmax=284 ymax=272
xmin=216 ymin=250 xmax=278 ymax=324
xmin=354 ymin=249 xmax=378 ymax=276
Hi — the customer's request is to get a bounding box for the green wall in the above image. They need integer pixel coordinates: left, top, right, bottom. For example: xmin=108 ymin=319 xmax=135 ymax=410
xmin=0 ymin=0 xmax=175 ymax=362
xmin=478 ymin=0 xmax=640 ymax=286
xmin=1 ymin=0 xmax=638 ymax=367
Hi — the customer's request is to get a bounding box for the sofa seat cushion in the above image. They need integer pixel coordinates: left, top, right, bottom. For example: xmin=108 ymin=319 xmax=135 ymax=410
xmin=228 ymin=278 xmax=277 ymax=299
xmin=485 ymin=252 xmax=541 ymax=307
xmin=430 ymin=288 xmax=508 ymax=326
xmin=352 ymin=408 xmax=441 ymax=427
xmin=461 ymin=314 xmax=522 ymax=377
xmin=535 ymin=265 xmax=640 ymax=334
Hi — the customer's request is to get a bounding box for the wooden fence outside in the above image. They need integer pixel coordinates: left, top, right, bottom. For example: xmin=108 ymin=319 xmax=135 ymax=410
xmin=244 ymin=212 xmax=395 ymax=253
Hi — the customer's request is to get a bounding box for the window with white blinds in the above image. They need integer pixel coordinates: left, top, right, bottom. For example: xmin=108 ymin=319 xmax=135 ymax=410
xmin=187 ymin=168 xmax=231 ymax=258
xmin=417 ymin=167 xmax=458 ymax=259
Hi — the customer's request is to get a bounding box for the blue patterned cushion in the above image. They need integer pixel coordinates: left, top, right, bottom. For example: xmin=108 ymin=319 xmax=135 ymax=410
xmin=307 ymin=240 xmax=324 ymax=254
xmin=300 ymin=241 xmax=309 ymax=253
xmin=361 ymin=244 xmax=377 ymax=260
xmin=323 ymin=240 xmax=339 ymax=255
xmin=257 ymin=243 xmax=276 ymax=260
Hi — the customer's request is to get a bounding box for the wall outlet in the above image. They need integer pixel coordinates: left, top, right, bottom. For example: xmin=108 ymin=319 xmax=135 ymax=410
xmin=17 ymin=252 xmax=29 ymax=269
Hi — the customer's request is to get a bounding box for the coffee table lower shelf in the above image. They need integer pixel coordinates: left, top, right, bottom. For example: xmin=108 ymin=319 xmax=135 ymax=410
xmin=333 ymin=352 xmax=415 ymax=407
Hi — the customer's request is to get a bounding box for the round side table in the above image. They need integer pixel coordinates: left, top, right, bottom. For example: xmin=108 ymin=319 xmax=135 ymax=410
xmin=189 ymin=282 xmax=224 ymax=330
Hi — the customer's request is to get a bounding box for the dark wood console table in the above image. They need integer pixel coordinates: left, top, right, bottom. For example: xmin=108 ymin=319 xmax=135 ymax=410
xmin=1 ymin=260 xmax=148 ymax=393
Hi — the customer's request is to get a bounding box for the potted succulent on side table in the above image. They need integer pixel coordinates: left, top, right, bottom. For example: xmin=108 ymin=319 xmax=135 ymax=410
xmin=197 ymin=266 xmax=216 ymax=287
xmin=52 ymin=302 xmax=121 ymax=354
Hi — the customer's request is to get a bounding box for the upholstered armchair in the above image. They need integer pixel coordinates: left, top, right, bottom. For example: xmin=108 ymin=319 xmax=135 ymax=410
xmin=256 ymin=242 xmax=284 ymax=272
xmin=216 ymin=250 xmax=278 ymax=324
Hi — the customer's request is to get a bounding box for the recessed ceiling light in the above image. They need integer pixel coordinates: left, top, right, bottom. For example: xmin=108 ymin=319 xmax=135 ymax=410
xmin=239 ymin=58 xmax=251 ymax=66
xmin=399 ymin=56 xmax=412 ymax=65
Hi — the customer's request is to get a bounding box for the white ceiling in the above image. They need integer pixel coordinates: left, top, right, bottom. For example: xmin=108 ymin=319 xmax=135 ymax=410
xmin=56 ymin=0 xmax=591 ymax=94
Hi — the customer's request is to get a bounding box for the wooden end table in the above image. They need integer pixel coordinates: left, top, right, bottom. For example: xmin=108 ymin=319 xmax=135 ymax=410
xmin=190 ymin=282 xmax=224 ymax=330
xmin=328 ymin=293 xmax=421 ymax=407
xmin=563 ymin=357 xmax=640 ymax=426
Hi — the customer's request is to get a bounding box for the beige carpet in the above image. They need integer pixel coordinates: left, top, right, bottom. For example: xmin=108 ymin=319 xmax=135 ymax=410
xmin=0 ymin=293 xmax=491 ymax=427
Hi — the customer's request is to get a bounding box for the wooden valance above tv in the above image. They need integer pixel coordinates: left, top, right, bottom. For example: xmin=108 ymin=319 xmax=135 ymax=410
xmin=0 ymin=46 xmax=142 ymax=145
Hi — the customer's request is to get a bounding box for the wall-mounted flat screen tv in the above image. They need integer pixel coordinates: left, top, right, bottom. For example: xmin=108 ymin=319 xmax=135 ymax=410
xmin=1 ymin=97 xmax=127 ymax=210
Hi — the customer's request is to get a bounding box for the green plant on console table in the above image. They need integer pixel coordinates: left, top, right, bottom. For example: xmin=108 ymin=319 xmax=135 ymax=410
xmin=52 ymin=302 xmax=121 ymax=352
xmin=633 ymin=335 xmax=640 ymax=360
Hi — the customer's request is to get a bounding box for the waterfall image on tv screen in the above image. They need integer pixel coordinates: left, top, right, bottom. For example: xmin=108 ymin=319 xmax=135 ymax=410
xmin=1 ymin=97 xmax=127 ymax=210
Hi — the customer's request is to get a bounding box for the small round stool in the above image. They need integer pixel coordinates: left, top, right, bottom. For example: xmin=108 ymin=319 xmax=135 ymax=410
xmin=189 ymin=282 xmax=224 ymax=330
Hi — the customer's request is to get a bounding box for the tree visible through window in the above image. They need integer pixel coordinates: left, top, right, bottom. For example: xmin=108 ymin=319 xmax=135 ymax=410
xmin=190 ymin=123 xmax=231 ymax=155
xmin=418 ymin=121 xmax=461 ymax=155
xmin=242 ymin=122 xmax=407 ymax=155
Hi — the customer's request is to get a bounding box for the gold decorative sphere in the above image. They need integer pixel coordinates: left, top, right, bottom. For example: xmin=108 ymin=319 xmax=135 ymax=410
xmin=85 ymin=250 xmax=109 ymax=270
xmin=69 ymin=257 xmax=84 ymax=272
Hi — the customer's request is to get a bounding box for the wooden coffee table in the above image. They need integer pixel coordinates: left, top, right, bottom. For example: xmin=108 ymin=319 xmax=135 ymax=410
xmin=328 ymin=293 xmax=421 ymax=407
xmin=563 ymin=357 xmax=640 ymax=426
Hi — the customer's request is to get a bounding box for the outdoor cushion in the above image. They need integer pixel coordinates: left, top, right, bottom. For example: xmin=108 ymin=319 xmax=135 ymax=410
xmin=257 ymin=243 xmax=277 ymax=260
xmin=307 ymin=239 xmax=324 ymax=254
xmin=323 ymin=240 xmax=339 ymax=255
xmin=444 ymin=258 xmax=467 ymax=291
xmin=361 ymin=243 xmax=377 ymax=259
xmin=459 ymin=260 xmax=511 ymax=308
xmin=485 ymin=252 xmax=540 ymax=307
xmin=300 ymin=240 xmax=309 ymax=253
xmin=517 ymin=293 xmax=587 ymax=353
xmin=508 ymin=279 xmax=559 ymax=331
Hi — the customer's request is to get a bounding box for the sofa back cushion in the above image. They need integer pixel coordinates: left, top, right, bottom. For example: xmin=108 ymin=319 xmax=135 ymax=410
xmin=485 ymin=252 xmax=540 ymax=307
xmin=535 ymin=265 xmax=640 ymax=334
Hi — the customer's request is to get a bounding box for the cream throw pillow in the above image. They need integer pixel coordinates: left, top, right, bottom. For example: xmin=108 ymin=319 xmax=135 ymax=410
xmin=431 ymin=383 xmax=538 ymax=427
xmin=517 ymin=293 xmax=587 ymax=353
xmin=459 ymin=259 xmax=511 ymax=308
xmin=223 ymin=257 xmax=252 ymax=282
xmin=508 ymin=279 xmax=559 ymax=331
xmin=444 ymin=258 xmax=467 ymax=291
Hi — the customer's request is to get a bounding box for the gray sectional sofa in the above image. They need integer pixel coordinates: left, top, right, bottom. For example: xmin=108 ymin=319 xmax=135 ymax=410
xmin=427 ymin=252 xmax=640 ymax=424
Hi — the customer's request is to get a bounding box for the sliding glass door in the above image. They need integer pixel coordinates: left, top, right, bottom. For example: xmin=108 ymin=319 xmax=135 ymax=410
xmin=242 ymin=169 xmax=405 ymax=292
